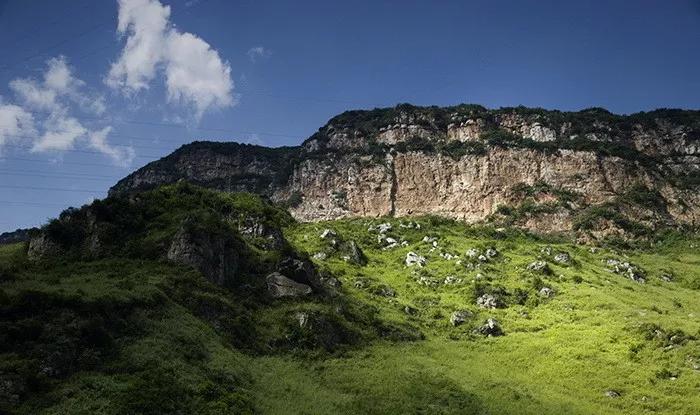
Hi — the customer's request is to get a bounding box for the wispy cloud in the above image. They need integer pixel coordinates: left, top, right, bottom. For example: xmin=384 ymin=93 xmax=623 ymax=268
xmin=0 ymin=102 xmax=36 ymax=156
xmin=107 ymin=0 xmax=234 ymax=121
xmin=247 ymin=46 xmax=271 ymax=63
xmin=0 ymin=57 xmax=134 ymax=166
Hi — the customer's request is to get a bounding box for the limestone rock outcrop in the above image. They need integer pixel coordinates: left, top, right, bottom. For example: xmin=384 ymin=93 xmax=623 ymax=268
xmin=109 ymin=104 xmax=700 ymax=236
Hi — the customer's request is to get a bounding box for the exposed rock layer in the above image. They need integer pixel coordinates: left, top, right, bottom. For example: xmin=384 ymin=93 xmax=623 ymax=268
xmin=110 ymin=105 xmax=700 ymax=234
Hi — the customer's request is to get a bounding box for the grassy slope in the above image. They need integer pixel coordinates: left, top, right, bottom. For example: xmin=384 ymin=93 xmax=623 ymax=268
xmin=1 ymin=215 xmax=699 ymax=414
xmin=268 ymin=218 xmax=700 ymax=415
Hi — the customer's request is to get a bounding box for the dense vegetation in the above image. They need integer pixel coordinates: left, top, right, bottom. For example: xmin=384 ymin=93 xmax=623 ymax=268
xmin=110 ymin=141 xmax=301 ymax=195
xmin=1 ymin=184 xmax=699 ymax=414
xmin=318 ymin=103 xmax=700 ymax=143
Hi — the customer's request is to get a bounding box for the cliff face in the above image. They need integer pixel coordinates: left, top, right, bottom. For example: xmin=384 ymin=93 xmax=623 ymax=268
xmin=110 ymin=104 xmax=700 ymax=237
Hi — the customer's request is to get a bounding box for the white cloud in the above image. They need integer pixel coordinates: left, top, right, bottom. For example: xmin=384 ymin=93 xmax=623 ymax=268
xmin=107 ymin=0 xmax=170 ymax=92
xmin=44 ymin=56 xmax=84 ymax=94
xmin=0 ymin=103 xmax=37 ymax=155
xmin=32 ymin=114 xmax=87 ymax=152
xmin=10 ymin=56 xmax=104 ymax=115
xmin=165 ymin=32 xmax=234 ymax=119
xmin=247 ymin=46 xmax=271 ymax=63
xmin=107 ymin=0 xmax=234 ymax=120
xmin=1 ymin=57 xmax=133 ymax=166
xmin=88 ymin=127 xmax=135 ymax=167
xmin=9 ymin=78 xmax=59 ymax=111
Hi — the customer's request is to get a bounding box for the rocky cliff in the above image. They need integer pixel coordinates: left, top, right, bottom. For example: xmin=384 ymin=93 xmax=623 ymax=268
xmin=110 ymin=104 xmax=700 ymax=238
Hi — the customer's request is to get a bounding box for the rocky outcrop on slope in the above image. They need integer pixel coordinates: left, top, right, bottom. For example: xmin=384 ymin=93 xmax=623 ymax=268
xmin=110 ymin=104 xmax=700 ymax=237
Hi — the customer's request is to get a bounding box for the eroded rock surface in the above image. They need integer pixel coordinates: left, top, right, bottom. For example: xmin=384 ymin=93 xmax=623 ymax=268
xmin=109 ymin=105 xmax=700 ymax=237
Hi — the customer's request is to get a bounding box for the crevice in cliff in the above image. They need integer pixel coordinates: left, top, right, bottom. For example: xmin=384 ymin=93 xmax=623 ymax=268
xmin=595 ymin=154 xmax=616 ymax=196
xmin=387 ymin=150 xmax=397 ymax=217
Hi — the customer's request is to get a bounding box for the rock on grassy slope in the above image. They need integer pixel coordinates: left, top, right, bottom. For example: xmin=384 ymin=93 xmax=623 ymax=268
xmin=1 ymin=184 xmax=699 ymax=414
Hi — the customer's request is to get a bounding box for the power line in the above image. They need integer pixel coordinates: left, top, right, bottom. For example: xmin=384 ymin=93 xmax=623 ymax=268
xmin=0 ymin=168 xmax=118 ymax=179
xmin=2 ymin=138 xmax=176 ymax=152
xmin=0 ymin=0 xmax=94 ymax=48
xmin=0 ymin=131 xmax=259 ymax=149
xmin=3 ymin=145 xmax=161 ymax=159
xmin=0 ymin=171 xmax=116 ymax=182
xmin=0 ymin=107 xmax=309 ymax=141
xmin=0 ymin=200 xmax=73 ymax=208
xmin=0 ymin=156 xmax=154 ymax=169
xmin=0 ymin=21 xmax=112 ymax=73
xmin=0 ymin=185 xmax=105 ymax=194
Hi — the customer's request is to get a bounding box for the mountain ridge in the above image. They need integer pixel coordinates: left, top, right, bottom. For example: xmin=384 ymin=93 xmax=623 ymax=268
xmin=110 ymin=104 xmax=700 ymax=242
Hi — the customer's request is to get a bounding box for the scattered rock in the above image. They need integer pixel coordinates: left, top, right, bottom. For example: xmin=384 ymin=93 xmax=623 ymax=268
xmin=238 ymin=215 xmax=286 ymax=249
xmin=538 ymin=287 xmax=555 ymax=298
xmin=660 ymin=272 xmax=674 ymax=282
xmin=405 ymin=251 xmax=426 ymax=267
xmin=553 ymin=252 xmax=571 ymax=264
xmin=474 ymin=318 xmax=503 ymax=337
xmin=319 ymin=273 xmax=341 ymax=289
xmin=345 ymin=240 xmax=367 ymax=266
xmin=485 ymin=248 xmax=499 ymax=258
xmin=399 ymin=221 xmax=421 ymax=229
xmin=466 ymin=248 xmax=481 ymax=259
xmin=294 ymin=311 xmax=310 ymax=328
xmin=353 ymin=278 xmax=369 ymax=289
xmin=605 ymin=259 xmax=645 ymax=283
xmin=450 ymin=310 xmax=473 ymax=326
xmin=320 ymin=228 xmax=336 ymax=239
xmin=604 ymin=390 xmax=621 ymax=398
xmin=376 ymin=285 xmax=396 ymax=297
xmin=443 ymin=275 xmax=463 ymax=285
xmin=540 ymin=247 xmax=552 ymax=256
xmin=377 ymin=223 xmax=392 ymax=234
xmin=416 ymin=275 xmax=439 ymax=286
xmin=527 ymin=260 xmax=551 ymax=274
xmin=404 ymin=305 xmax=418 ymax=315
xmin=477 ymin=293 xmax=501 ymax=309
xmin=312 ymin=252 xmax=327 ymax=260
xmin=266 ymin=272 xmax=312 ymax=298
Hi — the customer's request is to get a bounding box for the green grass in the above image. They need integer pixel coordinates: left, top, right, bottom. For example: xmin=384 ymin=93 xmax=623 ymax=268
xmin=2 ymin=211 xmax=699 ymax=414
xmin=278 ymin=217 xmax=700 ymax=414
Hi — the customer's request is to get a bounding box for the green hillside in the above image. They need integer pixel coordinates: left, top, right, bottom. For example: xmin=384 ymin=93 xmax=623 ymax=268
xmin=1 ymin=184 xmax=698 ymax=414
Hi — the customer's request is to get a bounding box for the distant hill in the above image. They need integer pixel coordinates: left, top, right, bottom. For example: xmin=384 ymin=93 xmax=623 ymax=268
xmin=0 ymin=228 xmax=33 ymax=245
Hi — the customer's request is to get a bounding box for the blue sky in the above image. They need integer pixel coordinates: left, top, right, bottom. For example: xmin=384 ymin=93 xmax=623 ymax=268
xmin=0 ymin=0 xmax=699 ymax=232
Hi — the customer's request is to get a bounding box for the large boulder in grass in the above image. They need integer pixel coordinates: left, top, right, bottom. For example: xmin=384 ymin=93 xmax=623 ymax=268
xmin=527 ymin=260 xmax=551 ymax=275
xmin=344 ymin=240 xmax=367 ymax=266
xmin=27 ymin=234 xmax=63 ymax=262
xmin=277 ymin=257 xmax=318 ymax=286
xmin=450 ymin=310 xmax=473 ymax=326
xmin=167 ymin=225 xmax=239 ymax=286
xmin=266 ymin=272 xmax=312 ymax=298
xmin=474 ymin=318 xmax=504 ymax=337
xmin=405 ymin=251 xmax=426 ymax=267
